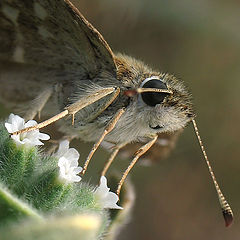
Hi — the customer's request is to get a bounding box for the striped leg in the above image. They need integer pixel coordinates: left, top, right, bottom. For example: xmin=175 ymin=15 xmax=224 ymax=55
xmin=116 ymin=135 xmax=158 ymax=196
xmin=81 ymin=108 xmax=125 ymax=176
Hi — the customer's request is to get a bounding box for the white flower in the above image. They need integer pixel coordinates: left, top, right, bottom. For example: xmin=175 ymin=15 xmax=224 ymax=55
xmin=4 ymin=113 xmax=50 ymax=147
xmin=55 ymin=140 xmax=82 ymax=183
xmin=94 ymin=176 xmax=123 ymax=210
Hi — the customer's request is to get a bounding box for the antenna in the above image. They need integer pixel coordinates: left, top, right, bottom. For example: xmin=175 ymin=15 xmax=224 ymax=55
xmin=124 ymin=88 xmax=173 ymax=97
xmin=136 ymin=88 xmax=173 ymax=94
xmin=192 ymin=119 xmax=233 ymax=227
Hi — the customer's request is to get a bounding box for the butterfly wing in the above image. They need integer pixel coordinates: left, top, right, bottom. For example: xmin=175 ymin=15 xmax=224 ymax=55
xmin=0 ymin=0 xmax=115 ymax=74
xmin=0 ymin=0 xmax=117 ymax=108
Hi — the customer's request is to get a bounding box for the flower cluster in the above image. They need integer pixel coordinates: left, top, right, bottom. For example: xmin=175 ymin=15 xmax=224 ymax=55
xmin=54 ymin=141 xmax=122 ymax=209
xmin=4 ymin=113 xmax=122 ymax=210
xmin=5 ymin=113 xmax=50 ymax=147
xmin=95 ymin=176 xmax=123 ymax=209
xmin=55 ymin=140 xmax=82 ymax=183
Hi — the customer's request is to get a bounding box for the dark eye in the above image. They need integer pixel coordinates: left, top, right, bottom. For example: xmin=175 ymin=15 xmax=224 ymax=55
xmin=141 ymin=79 xmax=169 ymax=106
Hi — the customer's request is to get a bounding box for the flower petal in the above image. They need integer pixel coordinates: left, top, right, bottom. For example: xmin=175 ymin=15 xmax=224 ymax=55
xmin=5 ymin=123 xmax=14 ymax=133
xmin=38 ymin=132 xmax=50 ymax=140
xmin=64 ymin=148 xmax=80 ymax=161
xmin=58 ymin=157 xmax=68 ymax=168
xmin=72 ymin=167 xmax=82 ymax=174
xmin=11 ymin=135 xmax=23 ymax=145
xmin=12 ymin=114 xmax=25 ymax=127
xmin=71 ymin=175 xmax=82 ymax=182
xmin=24 ymin=120 xmax=37 ymax=128
xmin=55 ymin=140 xmax=70 ymax=158
xmin=95 ymin=176 xmax=110 ymax=195
xmin=104 ymin=192 xmax=122 ymax=209
xmin=94 ymin=176 xmax=123 ymax=210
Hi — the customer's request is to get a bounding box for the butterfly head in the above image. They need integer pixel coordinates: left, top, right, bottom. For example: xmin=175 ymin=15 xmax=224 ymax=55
xmin=115 ymin=54 xmax=194 ymax=134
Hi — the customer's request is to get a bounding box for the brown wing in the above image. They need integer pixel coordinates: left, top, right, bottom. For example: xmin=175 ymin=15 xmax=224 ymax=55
xmin=0 ymin=0 xmax=115 ymax=74
xmin=119 ymin=130 xmax=183 ymax=165
xmin=0 ymin=0 xmax=116 ymax=107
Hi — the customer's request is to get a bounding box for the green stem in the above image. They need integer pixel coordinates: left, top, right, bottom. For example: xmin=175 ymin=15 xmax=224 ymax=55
xmin=0 ymin=185 xmax=43 ymax=221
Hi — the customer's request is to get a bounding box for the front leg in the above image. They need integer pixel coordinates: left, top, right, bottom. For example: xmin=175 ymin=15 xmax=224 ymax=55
xmin=11 ymin=87 xmax=118 ymax=136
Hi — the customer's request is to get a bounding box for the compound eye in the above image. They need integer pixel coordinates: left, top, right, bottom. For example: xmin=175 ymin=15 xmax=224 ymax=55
xmin=141 ymin=79 xmax=169 ymax=106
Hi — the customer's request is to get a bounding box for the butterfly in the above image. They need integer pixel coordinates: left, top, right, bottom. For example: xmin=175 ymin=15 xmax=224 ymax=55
xmin=0 ymin=0 xmax=233 ymax=226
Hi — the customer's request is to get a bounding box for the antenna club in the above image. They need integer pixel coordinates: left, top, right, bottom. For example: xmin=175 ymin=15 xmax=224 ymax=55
xmin=222 ymin=209 xmax=234 ymax=227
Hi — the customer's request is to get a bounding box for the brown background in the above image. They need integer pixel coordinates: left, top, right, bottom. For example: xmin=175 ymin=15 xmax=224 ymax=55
xmin=1 ymin=0 xmax=240 ymax=239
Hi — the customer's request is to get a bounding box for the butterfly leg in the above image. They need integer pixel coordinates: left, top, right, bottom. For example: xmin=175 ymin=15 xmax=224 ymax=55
xmin=101 ymin=143 xmax=127 ymax=177
xmin=11 ymin=87 xmax=117 ymax=136
xmin=23 ymin=88 xmax=53 ymax=121
xmin=80 ymin=108 xmax=125 ymax=176
xmin=116 ymin=135 xmax=158 ymax=196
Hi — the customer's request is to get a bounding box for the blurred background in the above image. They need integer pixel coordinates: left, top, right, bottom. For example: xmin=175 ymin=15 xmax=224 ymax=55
xmin=1 ymin=0 xmax=240 ymax=239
